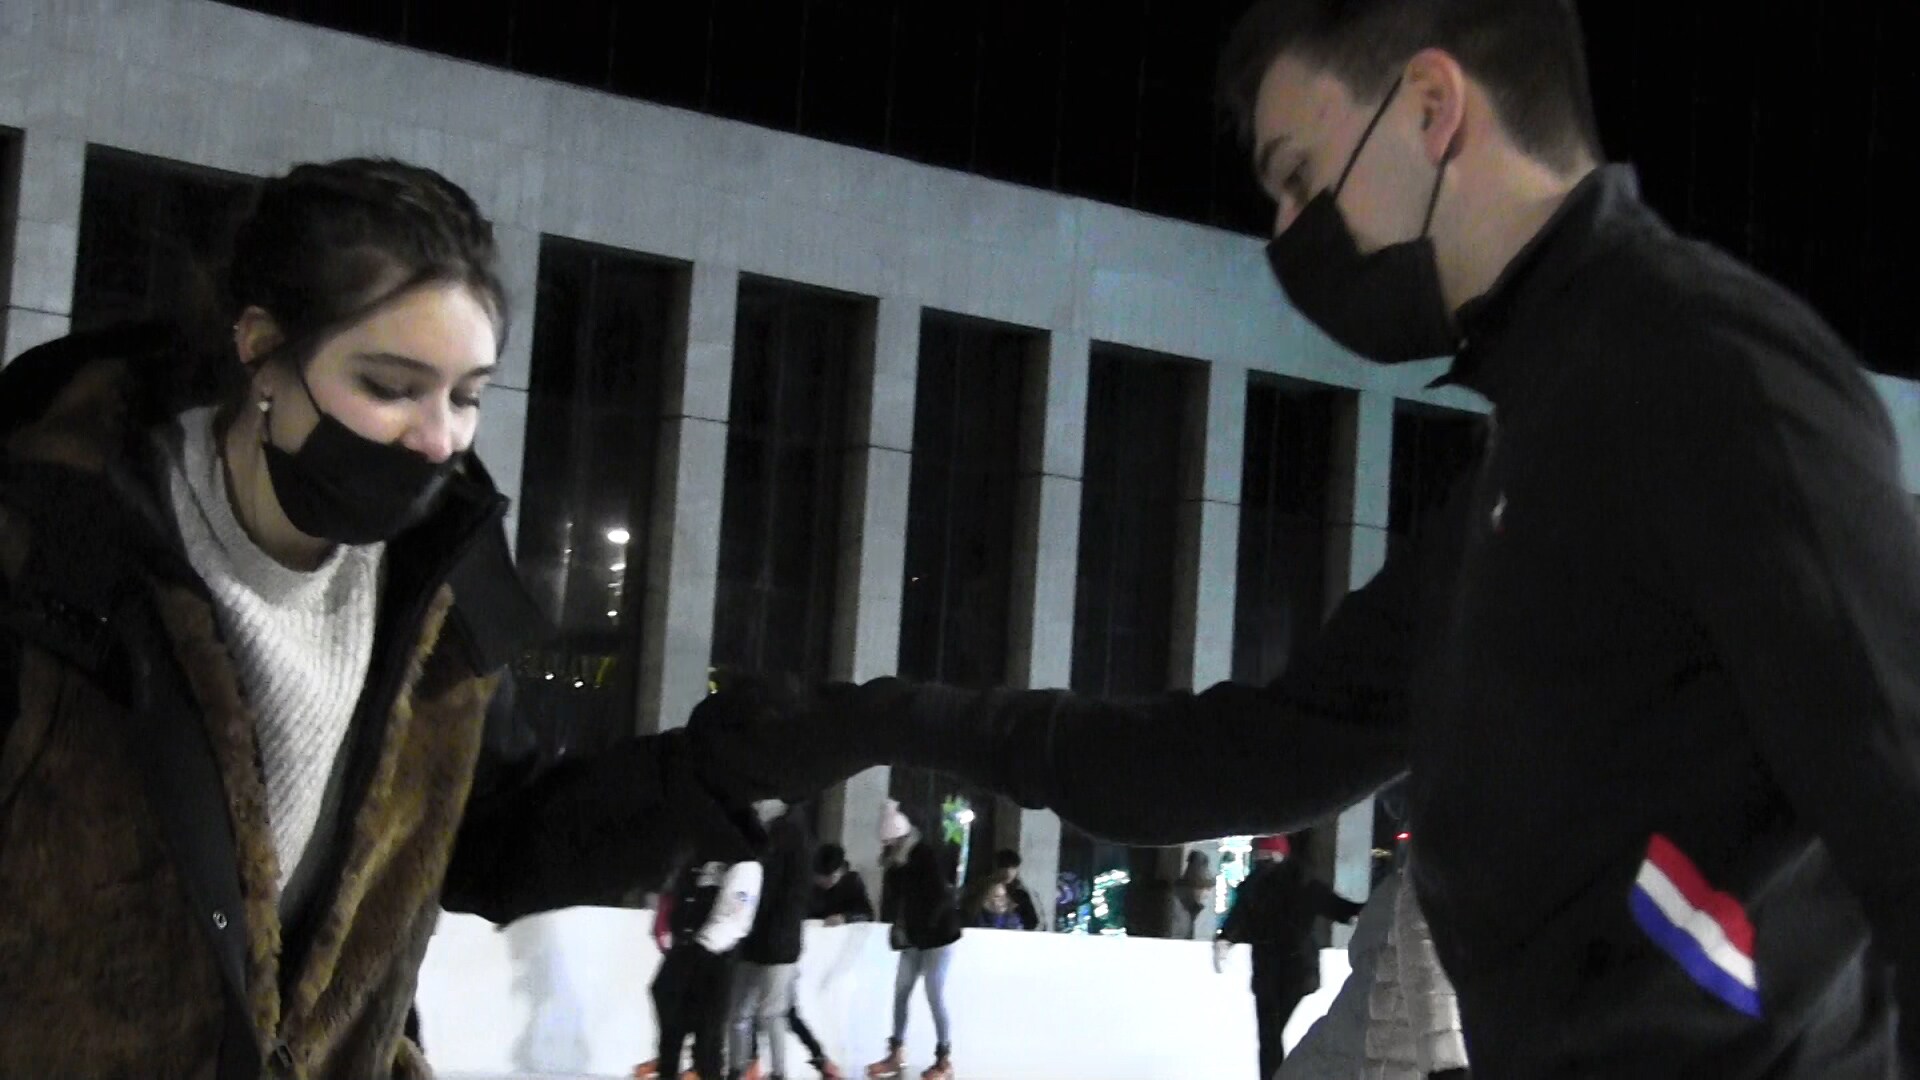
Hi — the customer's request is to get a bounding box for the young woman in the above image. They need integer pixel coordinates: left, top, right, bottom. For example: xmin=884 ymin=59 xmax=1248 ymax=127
xmin=867 ymin=801 xmax=960 ymax=1080
xmin=0 ymin=158 xmax=752 ymax=1079
xmin=969 ymin=882 xmax=1023 ymax=931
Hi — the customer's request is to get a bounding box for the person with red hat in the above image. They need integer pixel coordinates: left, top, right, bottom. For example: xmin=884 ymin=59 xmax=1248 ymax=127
xmin=1215 ymin=833 xmax=1363 ymax=1080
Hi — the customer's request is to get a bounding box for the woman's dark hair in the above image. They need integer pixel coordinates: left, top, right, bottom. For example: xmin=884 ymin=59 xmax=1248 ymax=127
xmin=204 ymin=157 xmax=507 ymax=414
xmin=1217 ymin=0 xmax=1601 ymax=174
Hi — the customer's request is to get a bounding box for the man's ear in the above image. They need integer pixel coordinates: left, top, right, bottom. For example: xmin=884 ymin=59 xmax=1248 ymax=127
xmin=1404 ymin=47 xmax=1468 ymax=165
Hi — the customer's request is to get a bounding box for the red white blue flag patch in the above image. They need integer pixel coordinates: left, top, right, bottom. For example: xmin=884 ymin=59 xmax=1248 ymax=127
xmin=1629 ymin=834 xmax=1762 ymax=1018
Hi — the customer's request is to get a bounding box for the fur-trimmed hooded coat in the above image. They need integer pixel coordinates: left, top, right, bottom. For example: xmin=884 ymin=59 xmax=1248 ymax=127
xmin=0 ymin=326 xmax=738 ymax=1079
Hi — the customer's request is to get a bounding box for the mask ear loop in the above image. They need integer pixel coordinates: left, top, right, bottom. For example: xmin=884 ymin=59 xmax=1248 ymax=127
xmin=240 ymin=267 xmax=434 ymax=447
xmin=1334 ymin=77 xmax=1405 ymax=199
xmin=1419 ymin=137 xmax=1458 ymax=238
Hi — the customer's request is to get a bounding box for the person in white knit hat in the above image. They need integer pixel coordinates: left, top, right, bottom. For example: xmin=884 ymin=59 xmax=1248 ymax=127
xmin=866 ymin=801 xmax=962 ymax=1080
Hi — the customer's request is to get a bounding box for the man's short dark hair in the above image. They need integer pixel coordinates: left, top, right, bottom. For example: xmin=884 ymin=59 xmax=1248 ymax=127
xmin=994 ymin=849 xmax=1022 ymax=870
xmin=814 ymin=844 xmax=848 ymax=876
xmin=1217 ymin=0 xmax=1602 ymax=173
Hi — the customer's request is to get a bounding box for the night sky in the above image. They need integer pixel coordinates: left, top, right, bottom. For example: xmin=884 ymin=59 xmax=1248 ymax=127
xmin=219 ymin=0 xmax=1919 ymax=375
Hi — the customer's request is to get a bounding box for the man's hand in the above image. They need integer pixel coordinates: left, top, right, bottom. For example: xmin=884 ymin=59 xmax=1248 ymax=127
xmin=687 ymin=672 xmax=915 ymax=806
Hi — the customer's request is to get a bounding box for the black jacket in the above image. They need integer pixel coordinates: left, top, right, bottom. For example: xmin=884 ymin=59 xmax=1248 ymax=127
xmin=741 ymin=810 xmax=814 ymax=965
xmin=881 ymin=838 xmax=962 ymax=951
xmin=1005 ymin=878 xmax=1040 ymax=931
xmin=703 ymin=168 xmax=1920 ymax=1079
xmin=811 ymin=872 xmax=876 ymax=923
xmin=1219 ymin=859 xmax=1361 ymax=986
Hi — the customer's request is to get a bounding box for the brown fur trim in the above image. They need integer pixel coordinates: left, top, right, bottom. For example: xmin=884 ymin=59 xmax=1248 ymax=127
xmin=6 ymin=358 xmax=131 ymax=471
xmin=393 ymin=1037 xmax=433 ymax=1080
xmin=283 ymin=585 xmax=454 ymax=1025
xmin=281 ymin=584 xmax=493 ymax=1066
xmin=150 ymin=582 xmax=286 ymax=1042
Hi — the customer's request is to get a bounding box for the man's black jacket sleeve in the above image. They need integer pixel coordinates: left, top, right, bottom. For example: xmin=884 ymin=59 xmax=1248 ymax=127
xmin=1013 ymin=884 xmax=1040 ymax=931
xmin=440 ymin=675 xmax=726 ymax=924
xmin=1308 ymin=880 xmax=1365 ymax=923
xmin=1615 ymin=296 xmax=1920 ymax=1063
xmin=696 ymin=542 xmax=1421 ymax=847
xmin=843 ymin=877 xmax=877 ymax=923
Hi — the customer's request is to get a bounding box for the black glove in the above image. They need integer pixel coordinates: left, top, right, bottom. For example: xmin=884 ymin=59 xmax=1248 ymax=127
xmin=687 ymin=673 xmax=917 ymax=806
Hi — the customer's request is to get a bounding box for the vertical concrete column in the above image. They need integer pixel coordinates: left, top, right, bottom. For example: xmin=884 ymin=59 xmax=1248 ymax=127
xmin=0 ymin=130 xmax=84 ymax=363
xmin=1320 ymin=388 xmax=1396 ymax=944
xmin=820 ymin=296 xmax=919 ymax=895
xmin=1134 ymin=361 xmax=1245 ymax=937
xmin=995 ymin=329 xmax=1092 ymax=931
xmin=469 ymin=224 xmax=540 ymax=553
xmin=1170 ymin=361 xmax=1245 ymax=692
xmin=638 ymin=262 xmax=737 ymax=734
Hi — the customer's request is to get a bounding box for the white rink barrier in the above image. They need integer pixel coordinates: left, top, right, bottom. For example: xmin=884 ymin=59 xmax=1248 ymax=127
xmin=417 ymin=907 xmax=1349 ymax=1080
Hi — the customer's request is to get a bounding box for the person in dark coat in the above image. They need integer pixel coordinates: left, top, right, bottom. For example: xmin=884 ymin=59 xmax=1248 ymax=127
xmin=688 ymin=3 xmax=1920 ymax=1075
xmin=1216 ymin=835 xmax=1362 ymax=1080
xmin=811 ymin=844 xmax=876 ymax=926
xmin=0 ymin=159 xmax=761 ymax=1080
xmin=733 ymin=800 xmax=846 ymax=1080
xmin=866 ymin=801 xmax=961 ymax=1080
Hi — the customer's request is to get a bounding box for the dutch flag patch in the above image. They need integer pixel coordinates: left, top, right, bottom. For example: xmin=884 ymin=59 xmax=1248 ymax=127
xmin=1629 ymin=834 xmax=1763 ymax=1018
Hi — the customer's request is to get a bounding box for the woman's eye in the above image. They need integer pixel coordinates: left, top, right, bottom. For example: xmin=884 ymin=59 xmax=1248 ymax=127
xmin=359 ymin=377 xmax=411 ymax=402
xmin=452 ymin=391 xmax=484 ymax=411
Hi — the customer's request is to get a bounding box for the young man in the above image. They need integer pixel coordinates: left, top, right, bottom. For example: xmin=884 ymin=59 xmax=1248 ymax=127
xmin=810 ymin=844 xmax=876 ymax=927
xmin=733 ymin=801 xmax=837 ymax=1080
xmin=1215 ymin=835 xmax=1362 ymax=1080
xmin=693 ymin=2 xmax=1920 ymax=1075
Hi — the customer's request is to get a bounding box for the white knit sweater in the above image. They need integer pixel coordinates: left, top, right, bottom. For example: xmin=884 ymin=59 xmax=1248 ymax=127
xmin=162 ymin=407 xmax=383 ymax=903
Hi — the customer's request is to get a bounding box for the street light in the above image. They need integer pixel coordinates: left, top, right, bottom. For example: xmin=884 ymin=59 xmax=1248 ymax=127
xmin=606 ymin=526 xmax=631 ymax=545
